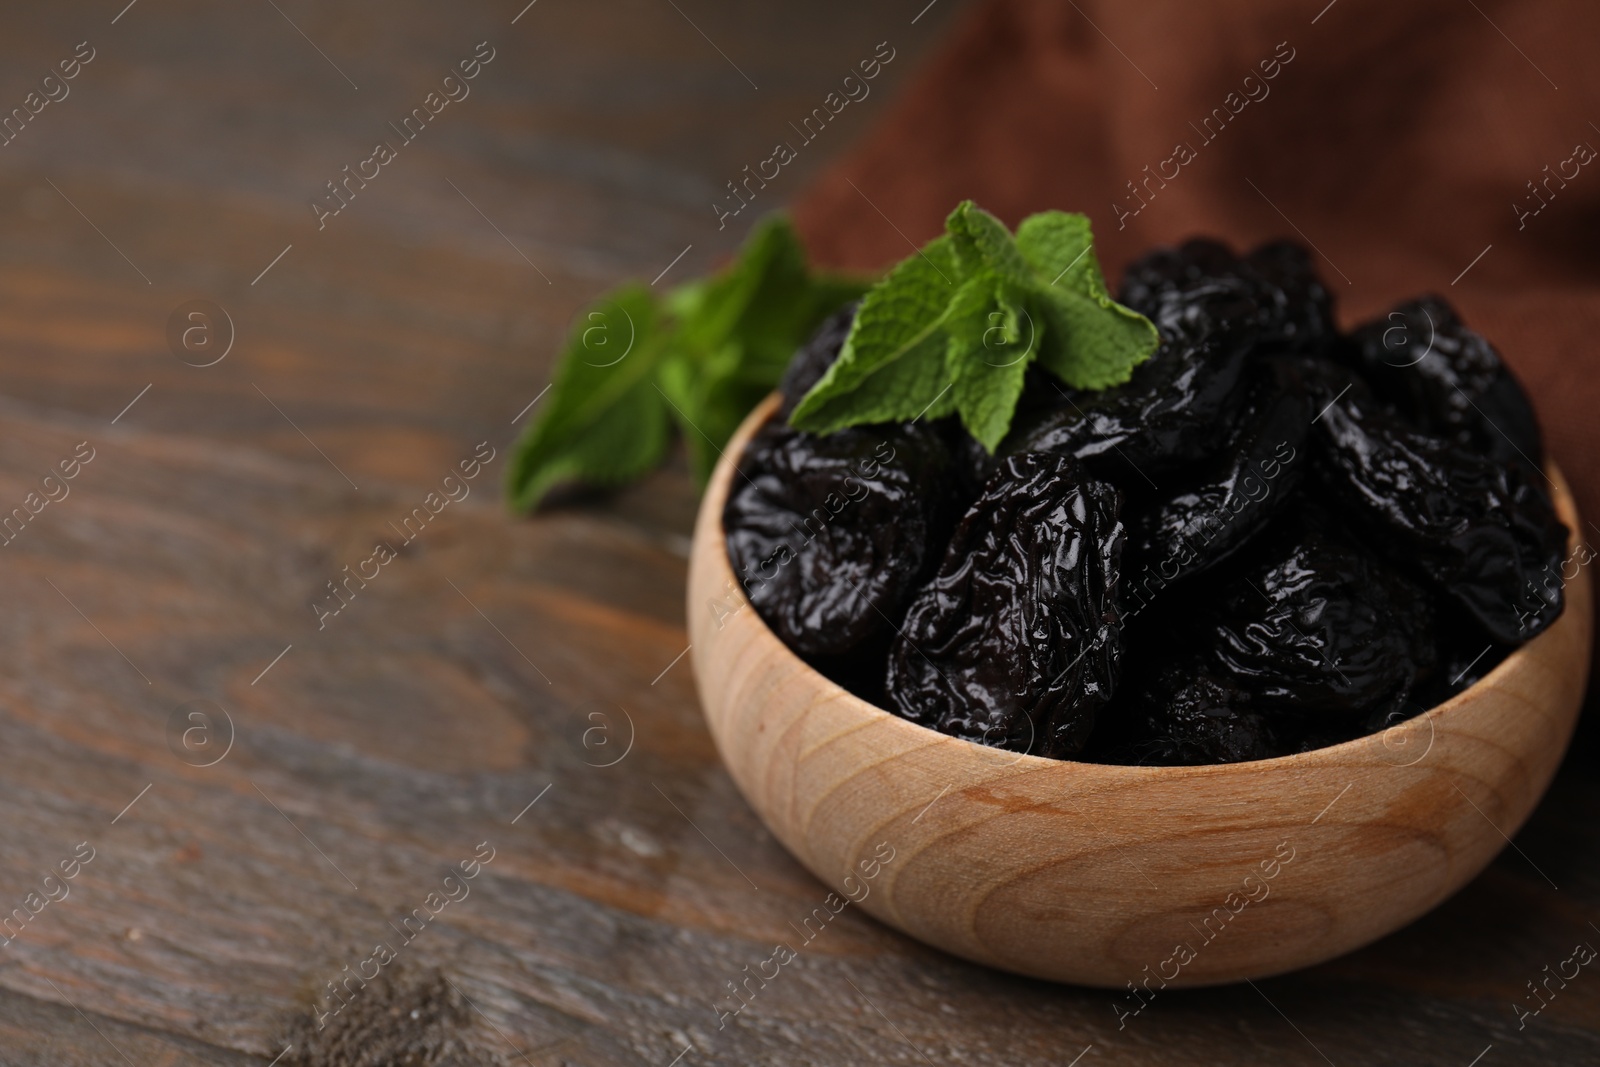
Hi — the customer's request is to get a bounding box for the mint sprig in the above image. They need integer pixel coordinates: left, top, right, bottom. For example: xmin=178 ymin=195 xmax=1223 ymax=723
xmin=789 ymin=202 xmax=1158 ymax=451
xmin=508 ymin=203 xmax=1154 ymax=512
xmin=655 ymin=220 xmax=866 ymax=484
xmin=507 ymin=217 xmax=868 ymax=511
xmin=505 ymin=285 xmax=671 ymax=512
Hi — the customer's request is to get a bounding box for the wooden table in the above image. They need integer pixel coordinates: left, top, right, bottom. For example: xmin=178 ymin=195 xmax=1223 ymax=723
xmin=1 ymin=2 xmax=1597 ymax=1064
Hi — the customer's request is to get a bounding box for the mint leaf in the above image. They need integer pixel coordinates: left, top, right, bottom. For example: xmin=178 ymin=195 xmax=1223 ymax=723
xmin=664 ymin=216 xmax=868 ymax=482
xmin=656 ymin=337 xmax=753 ymax=486
xmin=506 ymin=285 xmax=670 ymax=511
xmin=509 ymin=215 xmax=868 ymax=510
xmin=788 ymin=236 xmax=961 ymax=433
xmin=674 ymin=217 xmax=803 ymax=368
xmin=946 ymin=201 xmax=1031 ymax=287
xmin=1017 ymin=211 xmax=1159 ymax=390
xmin=945 ymin=276 xmax=1035 ymax=450
xmin=716 ymin=221 xmax=865 ymax=378
xmin=1014 ymin=211 xmax=1094 ymax=286
xmin=940 ymin=203 xmax=1046 ymax=447
xmin=509 ymin=204 xmax=1153 ymax=512
xmin=515 ymin=375 xmax=672 ymax=508
xmin=790 ymin=202 xmax=1157 ymax=450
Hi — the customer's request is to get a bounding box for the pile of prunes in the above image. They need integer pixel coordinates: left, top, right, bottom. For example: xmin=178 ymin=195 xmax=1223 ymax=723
xmin=723 ymin=239 xmax=1569 ymax=765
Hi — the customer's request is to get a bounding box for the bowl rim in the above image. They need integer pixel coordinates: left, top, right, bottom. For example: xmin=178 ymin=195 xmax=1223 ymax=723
xmin=704 ymin=392 xmax=1587 ymax=779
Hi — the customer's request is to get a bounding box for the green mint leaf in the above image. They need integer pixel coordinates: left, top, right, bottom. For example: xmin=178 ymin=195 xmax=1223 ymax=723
xmin=519 ymin=375 xmax=672 ymax=507
xmin=506 ymin=285 xmax=670 ymax=511
xmin=788 ymin=235 xmax=962 ymax=433
xmin=656 ymin=338 xmax=752 ymax=486
xmin=791 ymin=202 xmax=1155 ymax=452
xmin=1014 ymin=211 xmax=1093 ymax=286
xmin=944 ymin=276 xmax=1035 ymax=450
xmin=674 ymin=216 xmax=803 ymax=358
xmin=946 ymin=200 xmax=1031 ymax=287
xmin=664 ymin=215 xmax=869 ymax=483
xmin=511 ymin=205 xmax=1153 ymax=511
xmin=941 ymin=204 xmax=1047 ymax=448
xmin=1016 ymin=211 xmax=1159 ymax=390
xmin=673 ymin=217 xmax=866 ymax=373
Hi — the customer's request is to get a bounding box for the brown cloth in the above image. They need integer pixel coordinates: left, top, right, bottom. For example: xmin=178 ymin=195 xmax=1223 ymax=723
xmin=794 ymin=0 xmax=1598 ymax=534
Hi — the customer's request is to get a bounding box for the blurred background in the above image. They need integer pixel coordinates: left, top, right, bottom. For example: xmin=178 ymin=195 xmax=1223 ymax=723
xmin=1 ymin=1 xmax=1598 ymax=1065
xmin=0 ymin=0 xmax=955 ymax=508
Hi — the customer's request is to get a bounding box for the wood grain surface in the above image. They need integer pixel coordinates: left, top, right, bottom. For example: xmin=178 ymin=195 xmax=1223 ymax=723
xmin=690 ymin=396 xmax=1593 ymax=989
xmin=0 ymin=2 xmax=1598 ymax=1065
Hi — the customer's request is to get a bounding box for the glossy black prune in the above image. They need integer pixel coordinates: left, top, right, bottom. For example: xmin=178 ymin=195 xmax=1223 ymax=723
xmin=885 ymin=454 xmax=1124 ymax=758
xmin=1411 ymin=614 xmax=1512 ymax=708
xmin=735 ymin=232 xmax=1560 ymax=768
xmin=1345 ymin=296 xmax=1542 ymax=470
xmin=1244 ymin=241 xmax=1337 ymax=354
xmin=1184 ymin=516 xmax=1437 ymax=732
xmin=1002 ymin=321 xmax=1256 ymax=481
xmin=723 ymin=419 xmax=956 ymax=668
xmin=1310 ymin=369 xmax=1567 ymax=643
xmin=777 ymin=302 xmax=857 ymax=417
xmin=936 ymin=415 xmax=996 ymax=506
xmin=1088 ymin=664 xmax=1283 ymax=766
xmin=1118 ymin=239 xmax=1259 ymax=343
xmin=1119 ymin=238 xmax=1336 ymax=355
xmin=1121 ymin=362 xmax=1313 ymax=598
xmin=1003 ymin=243 xmax=1264 ymax=482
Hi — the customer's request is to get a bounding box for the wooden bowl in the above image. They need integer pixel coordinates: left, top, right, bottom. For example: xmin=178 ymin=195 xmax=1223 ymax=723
xmin=687 ymin=396 xmax=1592 ymax=988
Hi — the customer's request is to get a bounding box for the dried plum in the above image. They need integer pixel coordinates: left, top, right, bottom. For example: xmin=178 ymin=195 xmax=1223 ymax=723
xmin=731 ymin=231 xmax=1564 ymax=768
xmin=1119 ymin=238 xmax=1335 ymax=355
xmin=1311 ymin=372 xmax=1566 ymax=643
xmin=1091 ymin=504 xmax=1435 ymax=765
xmin=1088 ymin=664 xmax=1283 ymax=766
xmin=1118 ymin=239 xmax=1260 ymax=343
xmin=1184 ymin=516 xmax=1437 ymax=732
xmin=1004 ymin=241 xmax=1267 ymax=482
xmin=1345 ymin=296 xmax=1541 ymax=469
xmin=1412 ymin=615 xmax=1511 ymax=707
xmin=1121 ymin=362 xmax=1313 ymax=605
xmin=937 ymin=415 xmax=996 ymax=506
xmin=885 ymin=454 xmax=1124 ymax=758
xmin=1244 ymin=241 xmax=1337 ymax=354
xmin=723 ymin=419 xmax=957 ymax=670
xmin=1002 ymin=322 xmax=1256 ymax=482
